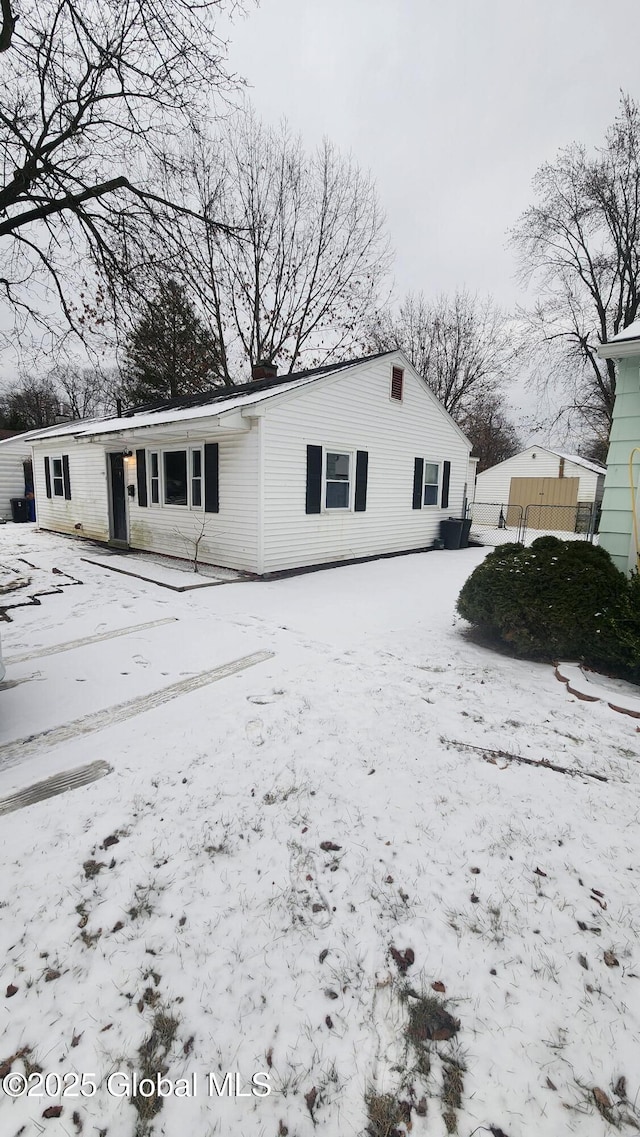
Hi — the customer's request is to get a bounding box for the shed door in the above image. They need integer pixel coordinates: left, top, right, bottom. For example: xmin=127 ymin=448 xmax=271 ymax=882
xmin=108 ymin=453 xmax=128 ymax=543
xmin=508 ymin=476 xmax=579 ymax=530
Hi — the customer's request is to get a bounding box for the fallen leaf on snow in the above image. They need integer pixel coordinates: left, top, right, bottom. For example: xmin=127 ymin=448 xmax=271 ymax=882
xmin=43 ymin=1105 xmax=63 ymax=1119
xmin=593 ymin=1086 xmax=612 ymax=1111
xmin=390 ymin=946 xmax=415 ymax=973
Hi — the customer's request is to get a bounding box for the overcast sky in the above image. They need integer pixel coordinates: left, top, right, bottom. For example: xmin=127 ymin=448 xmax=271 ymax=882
xmin=227 ymin=0 xmax=640 ymax=314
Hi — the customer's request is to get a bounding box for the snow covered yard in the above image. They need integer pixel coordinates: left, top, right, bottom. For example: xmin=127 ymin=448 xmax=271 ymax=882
xmin=0 ymin=525 xmax=639 ymax=1137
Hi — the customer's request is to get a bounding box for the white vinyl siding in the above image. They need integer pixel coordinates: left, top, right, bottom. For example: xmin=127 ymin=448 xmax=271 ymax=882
xmin=33 ymin=443 xmax=110 ymax=540
xmin=260 ymin=354 xmax=470 ymax=573
xmin=126 ymin=433 xmax=259 ymax=571
xmin=0 ymin=435 xmax=32 ymax=520
xmin=33 ymin=431 xmax=259 ymax=571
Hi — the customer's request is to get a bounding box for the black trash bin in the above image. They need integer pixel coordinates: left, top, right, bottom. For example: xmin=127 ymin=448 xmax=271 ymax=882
xmin=460 ymin=518 xmax=472 ymax=549
xmin=10 ymin=497 xmax=28 ymax=523
xmin=439 ymin=517 xmax=465 ymax=550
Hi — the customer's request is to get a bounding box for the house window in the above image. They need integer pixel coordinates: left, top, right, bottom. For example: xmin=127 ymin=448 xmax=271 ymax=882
xmin=164 ymin=450 xmax=188 ymax=506
xmin=423 ymin=461 xmax=440 ymax=506
xmin=191 ymin=449 xmax=202 ymax=508
xmin=52 ymin=457 xmax=64 ymax=497
xmin=391 ymin=366 xmax=404 ymax=401
xmin=150 ymin=452 xmax=160 ymax=504
xmin=325 ymin=451 xmax=351 ymax=509
xmin=149 ymin=447 xmax=204 ymax=509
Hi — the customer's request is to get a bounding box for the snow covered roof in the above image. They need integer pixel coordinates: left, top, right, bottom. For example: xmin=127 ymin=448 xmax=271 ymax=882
xmin=606 ymin=320 xmax=640 ymax=343
xmin=0 ymin=423 xmax=80 ymax=447
xmin=555 ymin=451 xmax=606 ymax=476
xmin=25 ymin=353 xmax=396 ymax=442
xmin=597 ymin=320 xmax=640 ymax=358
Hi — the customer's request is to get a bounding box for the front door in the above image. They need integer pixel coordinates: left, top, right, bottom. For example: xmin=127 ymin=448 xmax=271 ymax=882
xmin=108 ymin=453 xmax=128 ymax=543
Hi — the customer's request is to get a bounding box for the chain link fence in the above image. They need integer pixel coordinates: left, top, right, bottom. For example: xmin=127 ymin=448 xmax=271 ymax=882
xmin=468 ymin=502 xmax=524 ymax=546
xmin=469 ymin=501 xmax=598 ymax=546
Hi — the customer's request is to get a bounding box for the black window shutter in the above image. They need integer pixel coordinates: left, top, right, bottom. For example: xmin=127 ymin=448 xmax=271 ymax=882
xmin=441 ymin=460 xmax=451 ymax=509
xmin=136 ymin=449 xmax=148 ymax=507
xmin=44 ymin=456 xmax=52 ymax=498
xmin=306 ymin=445 xmax=322 ymax=514
xmin=204 ymin=443 xmax=219 ymax=513
xmin=354 ymin=450 xmax=368 ymax=512
xmin=62 ymin=454 xmax=72 ymax=500
xmin=412 ymin=458 xmax=424 ymax=509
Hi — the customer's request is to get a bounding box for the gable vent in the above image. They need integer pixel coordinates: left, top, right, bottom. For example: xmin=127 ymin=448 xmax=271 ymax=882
xmin=391 ymin=366 xmax=404 ymax=401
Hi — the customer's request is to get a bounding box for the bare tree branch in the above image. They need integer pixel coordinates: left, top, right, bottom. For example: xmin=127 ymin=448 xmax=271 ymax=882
xmin=165 ymin=111 xmax=391 ymax=378
xmin=369 ymin=289 xmax=516 ymax=419
xmin=0 ymin=0 xmax=250 ymax=352
xmin=510 ymin=92 xmax=640 ymax=442
xmin=0 ymin=0 xmax=15 ymax=53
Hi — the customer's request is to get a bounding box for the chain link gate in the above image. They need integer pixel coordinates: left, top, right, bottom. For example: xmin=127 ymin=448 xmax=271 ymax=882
xmin=469 ymin=501 xmax=597 ymax=546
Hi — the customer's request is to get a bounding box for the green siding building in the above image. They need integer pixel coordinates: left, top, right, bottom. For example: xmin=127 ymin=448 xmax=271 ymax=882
xmin=598 ymin=322 xmax=640 ymax=574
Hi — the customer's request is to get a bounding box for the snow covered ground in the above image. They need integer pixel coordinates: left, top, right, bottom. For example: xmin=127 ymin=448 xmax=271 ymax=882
xmin=0 ymin=524 xmax=639 ymax=1137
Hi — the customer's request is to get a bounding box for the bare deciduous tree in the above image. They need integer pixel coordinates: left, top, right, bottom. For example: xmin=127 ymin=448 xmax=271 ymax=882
xmin=0 ymin=0 xmax=247 ymax=350
xmin=0 ymin=374 xmax=62 ymax=429
xmin=511 ymin=93 xmax=640 ymax=438
xmin=53 ymin=363 xmax=119 ymax=419
xmin=0 ymin=363 xmax=118 ymax=428
xmin=458 ymin=392 xmax=521 ymax=472
xmin=173 ymin=112 xmax=391 ymax=380
xmin=371 ymin=289 xmax=515 ymax=418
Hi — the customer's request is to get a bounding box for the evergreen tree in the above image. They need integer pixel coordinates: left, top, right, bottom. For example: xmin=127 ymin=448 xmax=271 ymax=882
xmin=121 ymin=278 xmax=222 ymax=406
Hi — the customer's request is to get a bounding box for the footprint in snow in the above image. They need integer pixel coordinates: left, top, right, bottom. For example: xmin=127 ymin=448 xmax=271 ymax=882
xmin=245 ymin=719 xmax=265 ymax=746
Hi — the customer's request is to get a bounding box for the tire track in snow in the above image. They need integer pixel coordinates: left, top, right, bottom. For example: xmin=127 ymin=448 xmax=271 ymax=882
xmin=0 ymin=650 xmax=274 ymax=769
xmin=0 ymin=760 xmax=112 ymax=815
xmin=6 ymin=617 xmax=178 ymax=665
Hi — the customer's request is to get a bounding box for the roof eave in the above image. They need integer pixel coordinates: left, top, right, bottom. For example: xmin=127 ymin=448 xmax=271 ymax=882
xmin=597 ymin=339 xmax=640 ymax=360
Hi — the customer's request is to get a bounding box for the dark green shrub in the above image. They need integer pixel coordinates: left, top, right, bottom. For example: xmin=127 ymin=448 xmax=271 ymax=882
xmin=456 ymin=539 xmax=638 ymax=673
xmin=529 ymin=535 xmax=563 ymax=551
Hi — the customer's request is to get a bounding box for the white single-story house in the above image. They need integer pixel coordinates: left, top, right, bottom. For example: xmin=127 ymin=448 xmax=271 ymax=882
xmin=0 ymin=430 xmax=34 ymax=520
xmin=473 ymin=445 xmax=605 ymax=529
xmin=27 ymin=350 xmax=473 ymax=575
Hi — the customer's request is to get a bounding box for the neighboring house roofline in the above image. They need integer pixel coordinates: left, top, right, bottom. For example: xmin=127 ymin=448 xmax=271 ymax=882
xmin=479 ymin=444 xmax=605 ymax=477
xmin=0 ymin=425 xmax=65 ymax=445
xmin=554 ymin=450 xmax=606 ymax=476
